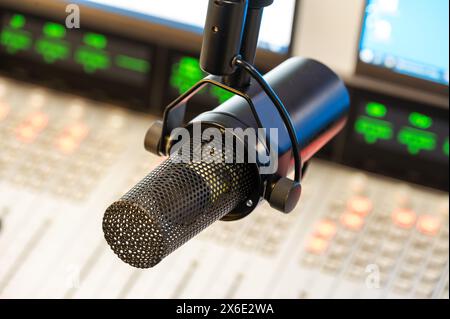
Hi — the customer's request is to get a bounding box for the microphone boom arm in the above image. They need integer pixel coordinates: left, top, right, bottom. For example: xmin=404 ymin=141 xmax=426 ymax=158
xmin=103 ymin=0 xmax=350 ymax=269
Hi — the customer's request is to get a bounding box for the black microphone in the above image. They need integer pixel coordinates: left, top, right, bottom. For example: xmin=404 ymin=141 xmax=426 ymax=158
xmin=103 ymin=57 xmax=350 ymax=268
xmin=103 ymin=139 xmax=258 ymax=268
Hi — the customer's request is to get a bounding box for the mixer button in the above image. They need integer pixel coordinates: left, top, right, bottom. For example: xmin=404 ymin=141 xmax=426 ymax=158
xmin=346 ymin=264 xmax=365 ymax=280
xmin=67 ymin=123 xmax=89 ymax=139
xmin=301 ymin=254 xmax=321 ymax=267
xmin=334 ymin=229 xmax=357 ymax=245
xmin=16 ymin=125 xmax=38 ymax=143
xmin=347 ymin=196 xmax=373 ymax=217
xmin=388 ymin=227 xmax=409 ymax=240
xmin=350 ymin=174 xmax=368 ymax=194
xmin=0 ymin=102 xmax=10 ymax=120
xmin=440 ymin=227 xmax=449 ymax=238
xmin=328 ymin=243 xmax=350 ymax=259
xmin=372 ymin=213 xmax=390 ymax=225
xmin=381 ymin=246 xmax=402 ymax=257
xmin=29 ymin=112 xmax=49 ymax=130
xmin=28 ymin=90 xmax=47 ymax=108
xmin=411 ymin=234 xmax=431 ymax=250
xmin=0 ymin=80 xmax=7 ymax=97
xmin=417 ymin=215 xmax=442 ymax=236
xmin=273 ymin=219 xmax=291 ymax=231
xmin=326 ymin=209 xmax=342 ymax=220
xmin=392 ymin=208 xmax=417 ymax=229
xmin=57 ymin=136 xmax=80 ymax=154
xmin=261 ymin=244 xmax=276 ymax=256
xmin=351 ymin=251 xmax=372 ymax=267
xmin=398 ymin=263 xmax=420 ymax=279
xmin=382 ymin=241 xmax=404 ymax=257
xmin=404 ymin=249 xmax=426 ymax=264
xmin=330 ymin=200 xmax=346 ymax=210
xmin=434 ymin=237 xmax=449 ymax=253
xmin=439 ymin=203 xmax=449 ymax=217
xmin=395 ymin=189 xmax=411 ymax=208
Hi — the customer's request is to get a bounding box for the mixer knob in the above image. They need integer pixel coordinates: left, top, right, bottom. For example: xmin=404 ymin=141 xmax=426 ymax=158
xmin=350 ymin=173 xmax=368 ymax=194
xmin=394 ymin=186 xmax=412 ymax=208
xmin=0 ymin=79 xmax=7 ymax=97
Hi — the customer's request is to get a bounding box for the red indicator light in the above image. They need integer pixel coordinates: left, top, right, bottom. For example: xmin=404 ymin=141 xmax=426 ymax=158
xmin=417 ymin=215 xmax=441 ymax=236
xmin=28 ymin=112 xmax=48 ymax=130
xmin=56 ymin=122 xmax=89 ymax=154
xmin=67 ymin=123 xmax=89 ymax=140
xmin=305 ymin=236 xmax=329 ymax=255
xmin=57 ymin=136 xmax=79 ymax=154
xmin=0 ymin=102 xmax=10 ymax=120
xmin=347 ymin=196 xmax=373 ymax=216
xmin=15 ymin=112 xmax=49 ymax=143
xmin=16 ymin=125 xmax=37 ymax=143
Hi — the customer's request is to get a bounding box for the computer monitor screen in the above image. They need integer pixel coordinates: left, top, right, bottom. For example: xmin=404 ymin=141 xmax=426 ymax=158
xmin=359 ymin=0 xmax=449 ymax=86
xmin=73 ymin=0 xmax=297 ymax=54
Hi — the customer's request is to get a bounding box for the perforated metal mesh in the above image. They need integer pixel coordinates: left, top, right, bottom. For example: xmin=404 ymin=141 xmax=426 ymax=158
xmin=103 ymin=140 xmax=258 ymax=268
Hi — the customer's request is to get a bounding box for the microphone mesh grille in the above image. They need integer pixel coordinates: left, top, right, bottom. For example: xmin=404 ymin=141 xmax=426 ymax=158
xmin=103 ymin=140 xmax=258 ymax=268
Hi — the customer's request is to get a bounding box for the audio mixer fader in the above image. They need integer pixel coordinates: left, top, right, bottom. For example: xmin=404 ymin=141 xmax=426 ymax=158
xmin=0 ymin=76 xmax=448 ymax=299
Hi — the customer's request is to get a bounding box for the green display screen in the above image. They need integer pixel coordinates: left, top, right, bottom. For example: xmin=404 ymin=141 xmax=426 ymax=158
xmin=409 ymin=112 xmax=433 ymax=130
xmin=366 ymin=102 xmax=387 ymax=118
xmin=116 ymin=54 xmax=150 ymax=73
xmin=43 ymin=22 xmax=66 ymax=39
xmin=0 ymin=14 xmax=32 ymax=54
xmin=444 ymin=138 xmax=449 ymax=156
xmin=354 ymin=100 xmax=449 ymax=162
xmin=0 ymin=12 xmax=152 ymax=86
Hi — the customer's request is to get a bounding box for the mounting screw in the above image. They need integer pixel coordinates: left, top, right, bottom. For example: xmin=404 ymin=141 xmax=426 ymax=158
xmin=144 ymin=120 xmax=163 ymax=155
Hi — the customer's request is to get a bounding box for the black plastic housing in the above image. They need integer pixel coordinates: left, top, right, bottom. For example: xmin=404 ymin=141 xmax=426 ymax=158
xmin=200 ymin=0 xmax=247 ymax=76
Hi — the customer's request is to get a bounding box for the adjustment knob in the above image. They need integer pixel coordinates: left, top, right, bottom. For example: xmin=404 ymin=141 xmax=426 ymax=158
xmin=268 ymin=177 xmax=302 ymax=214
xmin=248 ymin=0 xmax=274 ymax=8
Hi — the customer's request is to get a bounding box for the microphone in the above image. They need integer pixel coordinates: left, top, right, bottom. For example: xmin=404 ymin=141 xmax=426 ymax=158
xmin=103 ymin=57 xmax=350 ymax=268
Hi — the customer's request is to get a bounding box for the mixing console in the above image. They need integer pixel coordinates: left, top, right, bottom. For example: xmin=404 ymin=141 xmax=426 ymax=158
xmin=0 ymin=76 xmax=448 ymax=299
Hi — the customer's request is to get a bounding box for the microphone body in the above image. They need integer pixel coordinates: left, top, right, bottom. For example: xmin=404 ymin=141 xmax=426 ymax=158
xmin=104 ymin=57 xmax=350 ymax=268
